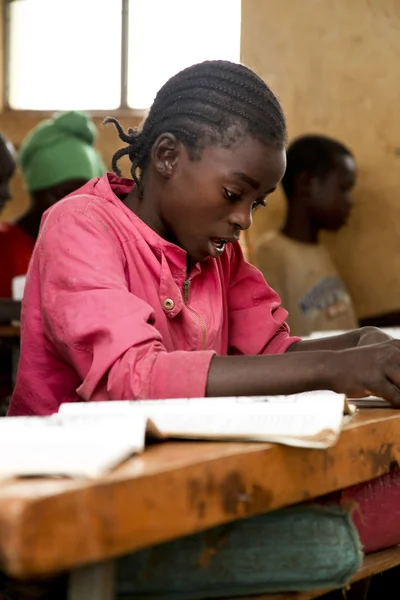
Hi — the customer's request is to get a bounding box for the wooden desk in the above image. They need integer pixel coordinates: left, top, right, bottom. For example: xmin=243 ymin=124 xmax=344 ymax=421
xmin=0 ymin=409 xmax=399 ymax=599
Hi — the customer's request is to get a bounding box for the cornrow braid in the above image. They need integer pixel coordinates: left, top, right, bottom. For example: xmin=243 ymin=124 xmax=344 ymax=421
xmin=105 ymin=60 xmax=287 ymax=191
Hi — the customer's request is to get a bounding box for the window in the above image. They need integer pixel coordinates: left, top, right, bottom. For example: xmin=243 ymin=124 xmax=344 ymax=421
xmin=6 ymin=0 xmax=241 ymax=112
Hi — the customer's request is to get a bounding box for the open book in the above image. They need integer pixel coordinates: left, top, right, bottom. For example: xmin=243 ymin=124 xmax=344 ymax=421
xmin=0 ymin=412 xmax=148 ymax=479
xmin=0 ymin=392 xmax=354 ymax=480
xmin=59 ymin=392 xmax=353 ymax=451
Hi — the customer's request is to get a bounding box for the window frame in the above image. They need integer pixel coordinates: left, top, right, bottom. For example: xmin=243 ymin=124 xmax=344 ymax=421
xmin=2 ymin=0 xmax=147 ymax=117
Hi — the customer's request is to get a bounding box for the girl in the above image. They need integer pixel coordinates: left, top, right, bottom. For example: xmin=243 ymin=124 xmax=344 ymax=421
xmin=7 ymin=60 xmax=400 ymax=416
xmin=6 ymin=61 xmax=400 ymax=600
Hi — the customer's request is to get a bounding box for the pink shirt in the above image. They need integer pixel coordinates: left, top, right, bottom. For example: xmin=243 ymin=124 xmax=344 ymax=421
xmin=8 ymin=174 xmax=298 ymax=416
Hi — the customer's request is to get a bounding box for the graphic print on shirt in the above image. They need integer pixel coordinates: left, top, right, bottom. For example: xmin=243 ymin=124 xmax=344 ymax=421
xmin=298 ymin=276 xmax=352 ymax=321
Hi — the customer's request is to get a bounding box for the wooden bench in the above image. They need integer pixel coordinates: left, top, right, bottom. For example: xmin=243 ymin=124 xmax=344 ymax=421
xmin=0 ymin=409 xmax=399 ymax=599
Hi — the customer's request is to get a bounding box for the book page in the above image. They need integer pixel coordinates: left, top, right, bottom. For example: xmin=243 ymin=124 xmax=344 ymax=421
xmin=308 ymin=330 xmax=347 ymax=339
xmin=350 ymin=397 xmax=391 ymax=408
xmin=0 ymin=413 xmax=147 ymax=479
xmin=60 ymin=391 xmax=347 ymax=449
xmin=145 ymin=394 xmax=345 ymax=448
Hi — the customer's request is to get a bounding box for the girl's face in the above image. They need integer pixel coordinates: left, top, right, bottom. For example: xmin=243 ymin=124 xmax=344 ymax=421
xmin=150 ymin=134 xmax=286 ymax=263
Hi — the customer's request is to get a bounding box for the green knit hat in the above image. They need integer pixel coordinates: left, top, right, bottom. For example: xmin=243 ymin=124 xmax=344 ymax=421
xmin=19 ymin=111 xmax=107 ymax=192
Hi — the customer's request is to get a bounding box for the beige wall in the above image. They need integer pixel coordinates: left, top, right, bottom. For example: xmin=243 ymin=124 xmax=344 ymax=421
xmin=242 ymin=0 xmax=400 ymax=318
xmin=1 ymin=0 xmax=400 ymax=318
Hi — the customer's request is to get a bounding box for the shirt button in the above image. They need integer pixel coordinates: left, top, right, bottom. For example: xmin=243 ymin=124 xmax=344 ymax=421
xmin=163 ymin=298 xmax=175 ymax=311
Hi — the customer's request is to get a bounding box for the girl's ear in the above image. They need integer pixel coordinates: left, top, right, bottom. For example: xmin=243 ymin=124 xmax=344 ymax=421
xmin=151 ymin=133 xmax=180 ymax=178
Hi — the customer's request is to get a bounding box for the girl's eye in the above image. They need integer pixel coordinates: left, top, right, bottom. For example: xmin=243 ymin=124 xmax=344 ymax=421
xmin=224 ymin=188 xmax=242 ymax=202
xmin=252 ymin=198 xmax=267 ymax=211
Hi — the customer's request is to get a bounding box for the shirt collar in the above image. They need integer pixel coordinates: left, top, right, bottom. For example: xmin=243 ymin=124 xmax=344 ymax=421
xmin=96 ymin=173 xmax=205 ymax=317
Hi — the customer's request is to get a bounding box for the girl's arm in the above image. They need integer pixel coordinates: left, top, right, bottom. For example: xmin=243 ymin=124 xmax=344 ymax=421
xmin=207 ymin=339 xmax=400 ymax=407
xmin=287 ymin=327 xmax=391 ymax=352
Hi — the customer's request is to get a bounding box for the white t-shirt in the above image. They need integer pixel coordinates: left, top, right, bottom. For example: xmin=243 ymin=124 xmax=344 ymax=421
xmin=254 ymin=231 xmax=358 ymax=337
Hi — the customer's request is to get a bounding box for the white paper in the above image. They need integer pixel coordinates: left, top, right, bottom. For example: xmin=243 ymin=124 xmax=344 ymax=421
xmin=379 ymin=327 xmax=400 ymax=339
xmin=11 ymin=275 xmax=26 ymax=301
xmin=10 ymin=275 xmax=26 ymax=326
xmin=307 ymin=330 xmax=347 ymax=340
xmin=60 ymin=391 xmax=347 ymax=449
xmin=0 ymin=413 xmax=147 ymax=479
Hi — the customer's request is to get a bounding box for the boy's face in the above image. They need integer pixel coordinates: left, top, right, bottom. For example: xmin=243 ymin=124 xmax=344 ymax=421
xmin=156 ymin=135 xmax=286 ymax=263
xmin=308 ymin=153 xmax=356 ymax=231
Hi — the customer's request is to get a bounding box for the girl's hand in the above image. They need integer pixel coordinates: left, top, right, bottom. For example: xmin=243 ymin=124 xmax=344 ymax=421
xmin=331 ymin=340 xmax=400 ymax=406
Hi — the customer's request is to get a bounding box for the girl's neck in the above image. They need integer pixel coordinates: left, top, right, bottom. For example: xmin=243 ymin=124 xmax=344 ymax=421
xmin=123 ymin=185 xmax=171 ymax=243
xmin=124 ymin=184 xmax=195 ymax=273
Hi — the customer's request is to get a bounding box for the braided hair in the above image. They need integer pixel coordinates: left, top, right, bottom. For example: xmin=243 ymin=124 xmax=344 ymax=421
xmin=105 ymin=60 xmax=287 ymax=192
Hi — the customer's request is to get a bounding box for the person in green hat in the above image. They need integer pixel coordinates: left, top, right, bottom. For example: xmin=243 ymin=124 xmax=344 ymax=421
xmin=17 ymin=110 xmax=106 ymax=239
xmin=0 ymin=111 xmax=106 ymax=306
xmin=0 ymin=111 xmax=106 ymax=409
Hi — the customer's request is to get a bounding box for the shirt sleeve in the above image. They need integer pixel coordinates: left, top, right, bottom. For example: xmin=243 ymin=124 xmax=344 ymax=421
xmin=38 ymin=209 xmax=214 ymax=401
xmin=226 ymin=242 xmax=300 ymax=355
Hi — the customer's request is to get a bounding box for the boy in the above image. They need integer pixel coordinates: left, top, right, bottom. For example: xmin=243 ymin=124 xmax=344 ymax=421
xmin=255 ymin=135 xmax=357 ymax=337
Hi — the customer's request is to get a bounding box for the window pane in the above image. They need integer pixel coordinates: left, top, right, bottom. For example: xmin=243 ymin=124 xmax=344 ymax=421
xmin=127 ymin=0 xmax=241 ymax=110
xmin=8 ymin=0 xmax=122 ymax=110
